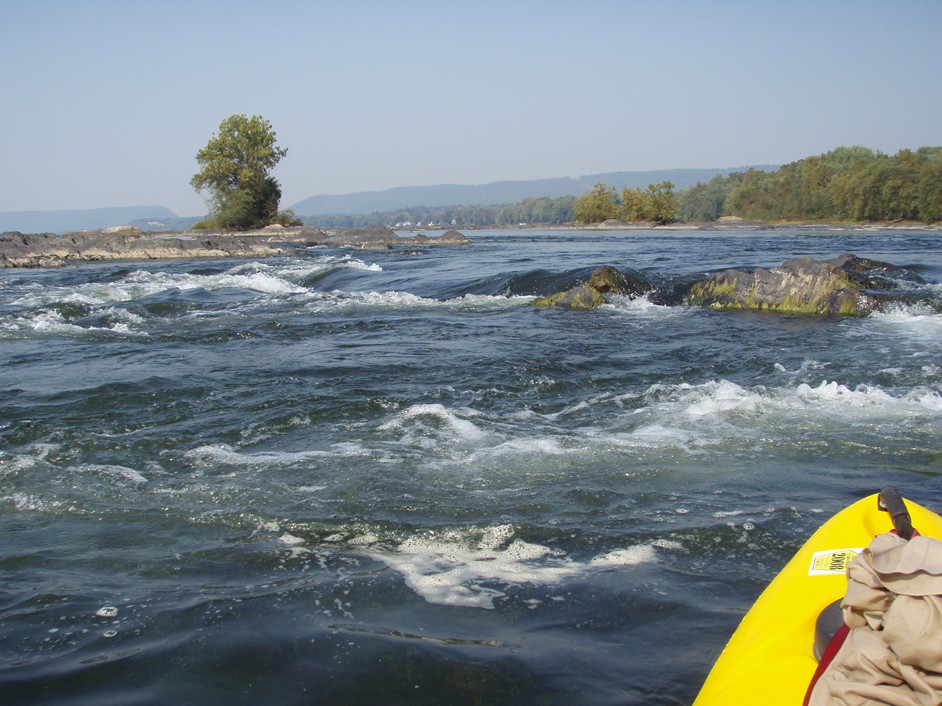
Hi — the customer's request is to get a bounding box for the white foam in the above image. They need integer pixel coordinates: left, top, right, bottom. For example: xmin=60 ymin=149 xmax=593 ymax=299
xmin=5 ymin=493 xmax=69 ymax=513
xmin=588 ymin=545 xmax=657 ymax=567
xmin=11 ymin=308 xmax=147 ymax=337
xmin=9 ymin=258 xmax=366 ymax=311
xmin=74 ymin=464 xmax=148 ymax=486
xmin=348 ymin=533 xmax=381 ymax=546
xmin=602 ymin=294 xmax=685 ymax=319
xmin=773 ymin=359 xmax=829 ymax=377
xmin=369 ymin=525 xmax=665 ymax=609
xmin=123 ymin=268 xmax=308 ymax=297
xmin=682 ymin=379 xmax=762 ymax=418
xmin=184 ymin=442 xmax=367 ymax=468
xmin=543 ymin=400 xmax=591 ymax=420
xmin=870 ymin=303 xmax=942 ymax=328
xmin=3 ymin=260 xmax=526 ymax=336
xmin=302 ymin=290 xmax=529 ymax=315
xmin=0 ymin=454 xmax=36 ymax=475
xmin=608 ymin=424 xmax=700 ymax=449
xmin=795 ymin=380 xmax=942 ymax=414
xmin=217 ymin=271 xmax=308 ymax=295
xmin=644 ymin=378 xmax=941 ymax=426
xmin=378 ymin=403 xmax=485 ymax=441
xmin=590 ymin=378 xmax=942 ymax=457
xmin=21 ymin=310 xmax=79 ymax=334
xmin=483 ymin=437 xmax=569 ymax=456
xmin=477 ymin=523 xmax=515 ymax=549
xmin=343 ymin=259 xmax=383 ymax=272
xmin=278 ymin=533 xmax=305 ymax=546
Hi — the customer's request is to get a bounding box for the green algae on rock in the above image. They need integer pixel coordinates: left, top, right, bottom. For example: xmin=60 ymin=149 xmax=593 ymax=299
xmin=686 ymin=253 xmax=910 ymax=316
xmin=530 ymin=265 xmax=649 ymax=310
xmin=530 ymin=284 xmax=607 ymax=310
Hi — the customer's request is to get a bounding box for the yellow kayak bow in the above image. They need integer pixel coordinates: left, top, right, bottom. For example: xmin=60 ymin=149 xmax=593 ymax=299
xmin=694 ymin=489 xmax=942 ymax=706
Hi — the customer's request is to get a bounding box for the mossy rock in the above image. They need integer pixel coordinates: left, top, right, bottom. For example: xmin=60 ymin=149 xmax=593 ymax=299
xmin=587 ymin=265 xmax=636 ymax=295
xmin=530 ymin=265 xmax=648 ymax=310
xmin=531 ymin=285 xmax=606 ymax=310
xmin=687 ymin=255 xmax=873 ymax=316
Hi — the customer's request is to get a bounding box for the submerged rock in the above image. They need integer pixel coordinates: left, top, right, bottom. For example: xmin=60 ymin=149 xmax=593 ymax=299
xmin=437 ymin=229 xmax=473 ymax=244
xmin=531 ymin=265 xmax=650 ymax=310
xmin=312 ymin=227 xmax=472 ymax=249
xmin=686 ymin=253 xmax=910 ymax=316
xmin=586 ymin=265 xmax=637 ymax=295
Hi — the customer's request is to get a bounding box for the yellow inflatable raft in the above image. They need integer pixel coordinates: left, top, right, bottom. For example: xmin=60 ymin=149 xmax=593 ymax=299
xmin=694 ymin=489 xmax=942 ymax=706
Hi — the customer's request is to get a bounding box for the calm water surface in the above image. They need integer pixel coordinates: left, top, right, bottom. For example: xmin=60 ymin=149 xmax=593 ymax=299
xmin=1 ymin=228 xmax=941 ymax=704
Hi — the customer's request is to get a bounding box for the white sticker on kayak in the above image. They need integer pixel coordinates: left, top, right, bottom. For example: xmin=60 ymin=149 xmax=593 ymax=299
xmin=809 ymin=548 xmax=863 ymax=576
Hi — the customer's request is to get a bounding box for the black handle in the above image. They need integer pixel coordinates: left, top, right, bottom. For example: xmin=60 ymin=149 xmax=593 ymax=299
xmin=878 ymin=486 xmax=914 ymax=540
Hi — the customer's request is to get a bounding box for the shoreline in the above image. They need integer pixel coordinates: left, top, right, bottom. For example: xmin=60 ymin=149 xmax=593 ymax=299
xmin=2 ymin=221 xmax=939 ymax=269
xmin=0 ymin=226 xmax=471 ymax=268
xmin=513 ymin=218 xmax=942 ymax=232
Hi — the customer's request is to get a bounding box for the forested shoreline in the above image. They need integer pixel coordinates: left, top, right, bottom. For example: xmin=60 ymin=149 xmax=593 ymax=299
xmin=681 ymin=146 xmax=942 ymax=224
xmin=302 ymin=146 xmax=941 ymax=228
xmin=302 ymin=196 xmax=578 ymax=229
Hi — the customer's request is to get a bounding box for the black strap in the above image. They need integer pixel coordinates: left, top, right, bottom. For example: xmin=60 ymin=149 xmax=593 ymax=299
xmin=878 ymin=486 xmax=914 ymax=540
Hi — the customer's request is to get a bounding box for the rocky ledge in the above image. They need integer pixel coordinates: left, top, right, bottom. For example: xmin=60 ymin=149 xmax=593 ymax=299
xmin=530 ymin=265 xmax=650 ymax=310
xmin=0 ymin=228 xmax=294 ymax=268
xmin=531 ymin=254 xmax=927 ymax=317
xmin=0 ymin=226 xmax=471 ymax=268
xmin=686 ymin=254 xmax=916 ymax=316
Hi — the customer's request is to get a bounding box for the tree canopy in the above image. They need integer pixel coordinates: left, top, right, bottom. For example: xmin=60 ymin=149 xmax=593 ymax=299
xmin=191 ymin=114 xmax=295 ymax=230
xmin=573 ymin=183 xmax=619 ymax=223
xmin=572 ymin=181 xmax=678 ymax=224
xmin=717 ymin=147 xmax=942 ymax=223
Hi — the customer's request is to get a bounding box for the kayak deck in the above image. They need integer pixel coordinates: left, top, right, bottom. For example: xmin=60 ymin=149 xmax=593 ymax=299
xmin=694 ymin=493 xmax=942 ymax=706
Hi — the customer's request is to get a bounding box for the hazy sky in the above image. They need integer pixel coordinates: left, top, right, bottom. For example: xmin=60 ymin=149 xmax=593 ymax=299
xmin=2 ymin=0 xmax=940 ymax=216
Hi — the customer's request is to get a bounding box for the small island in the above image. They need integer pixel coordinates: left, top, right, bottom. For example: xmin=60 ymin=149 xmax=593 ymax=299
xmin=0 ymin=226 xmax=472 ymax=268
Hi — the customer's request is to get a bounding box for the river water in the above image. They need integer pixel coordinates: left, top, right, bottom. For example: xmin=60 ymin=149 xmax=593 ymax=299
xmin=1 ymin=228 xmax=940 ymax=705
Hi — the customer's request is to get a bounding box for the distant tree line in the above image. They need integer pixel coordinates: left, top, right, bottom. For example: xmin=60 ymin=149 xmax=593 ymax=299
xmin=303 ymin=196 xmax=577 ymax=229
xmin=298 ymin=145 xmax=941 ymax=229
xmin=679 ymin=146 xmax=942 ymax=223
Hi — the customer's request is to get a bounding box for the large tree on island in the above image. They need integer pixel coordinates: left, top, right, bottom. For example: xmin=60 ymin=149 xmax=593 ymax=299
xmin=191 ymin=114 xmax=292 ymax=230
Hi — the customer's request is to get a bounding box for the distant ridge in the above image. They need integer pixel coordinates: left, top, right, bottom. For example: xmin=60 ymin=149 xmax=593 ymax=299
xmin=1 ymin=165 xmax=780 ymax=233
xmin=290 ymin=166 xmax=777 ymax=215
xmin=0 ymin=205 xmax=179 ymax=235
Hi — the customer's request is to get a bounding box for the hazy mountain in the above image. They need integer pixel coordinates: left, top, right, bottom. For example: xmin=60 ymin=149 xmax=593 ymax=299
xmin=290 ymin=166 xmax=776 ymax=216
xmin=3 ymin=165 xmax=779 ymax=233
xmin=0 ymin=205 xmax=180 ymax=235
xmin=291 ymin=177 xmax=585 ymax=215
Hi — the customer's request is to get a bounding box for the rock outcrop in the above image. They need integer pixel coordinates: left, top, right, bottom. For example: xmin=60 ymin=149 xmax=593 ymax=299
xmin=0 ymin=229 xmax=293 ymax=267
xmin=0 ymin=226 xmax=471 ymax=267
xmin=309 ymin=227 xmax=472 ymax=249
xmin=527 ymin=254 xmax=922 ymax=316
xmin=530 ymin=265 xmax=650 ymax=310
xmin=686 ymin=253 xmax=913 ymax=316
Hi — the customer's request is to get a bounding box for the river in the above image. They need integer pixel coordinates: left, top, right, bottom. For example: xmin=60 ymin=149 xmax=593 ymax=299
xmin=1 ymin=227 xmax=940 ymax=704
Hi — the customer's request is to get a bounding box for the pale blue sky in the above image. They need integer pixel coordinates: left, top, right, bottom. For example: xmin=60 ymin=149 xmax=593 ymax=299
xmin=2 ymin=0 xmax=939 ymax=215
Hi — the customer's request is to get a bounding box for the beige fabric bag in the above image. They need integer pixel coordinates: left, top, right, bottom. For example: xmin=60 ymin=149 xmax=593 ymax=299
xmin=809 ymin=533 xmax=942 ymax=706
